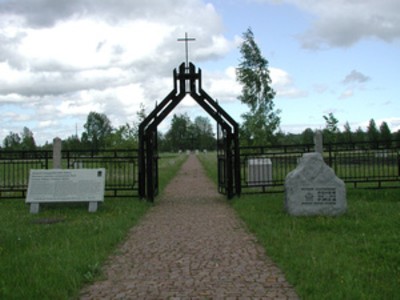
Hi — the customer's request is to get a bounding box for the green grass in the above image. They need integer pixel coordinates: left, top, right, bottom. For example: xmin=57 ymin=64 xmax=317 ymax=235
xmin=158 ymin=152 xmax=188 ymax=192
xmin=0 ymin=199 xmax=149 ymax=299
xmin=0 ymin=153 xmax=187 ymax=300
xmin=199 ymin=153 xmax=400 ymax=299
xmin=197 ymin=152 xmax=218 ymax=185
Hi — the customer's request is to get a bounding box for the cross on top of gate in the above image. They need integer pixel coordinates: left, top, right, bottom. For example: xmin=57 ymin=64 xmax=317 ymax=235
xmin=177 ymin=32 xmax=196 ymax=68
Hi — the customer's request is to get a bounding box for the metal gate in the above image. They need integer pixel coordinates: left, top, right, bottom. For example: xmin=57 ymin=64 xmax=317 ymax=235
xmin=217 ymin=124 xmax=239 ymax=198
xmin=139 ymin=62 xmax=241 ymax=201
xmin=139 ymin=128 xmax=159 ymax=200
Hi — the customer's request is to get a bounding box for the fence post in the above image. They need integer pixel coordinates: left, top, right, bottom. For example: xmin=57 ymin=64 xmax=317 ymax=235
xmin=53 ymin=137 xmax=62 ymax=169
xmin=314 ymin=130 xmax=323 ymax=155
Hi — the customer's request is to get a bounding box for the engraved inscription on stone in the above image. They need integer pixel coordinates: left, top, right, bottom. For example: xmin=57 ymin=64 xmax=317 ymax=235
xmin=317 ymin=188 xmax=336 ymax=204
xmin=301 ymin=187 xmax=336 ymax=205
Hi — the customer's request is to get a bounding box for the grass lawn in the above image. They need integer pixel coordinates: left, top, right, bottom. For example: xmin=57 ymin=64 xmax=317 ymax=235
xmin=0 ymin=153 xmax=187 ymax=300
xmin=199 ymin=153 xmax=400 ymax=299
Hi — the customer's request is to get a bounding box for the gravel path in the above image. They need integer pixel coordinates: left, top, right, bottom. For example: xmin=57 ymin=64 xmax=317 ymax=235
xmin=80 ymin=154 xmax=298 ymax=299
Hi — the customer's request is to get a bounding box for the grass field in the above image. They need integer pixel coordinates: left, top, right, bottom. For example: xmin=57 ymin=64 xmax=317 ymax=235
xmin=1 ymin=151 xmax=399 ymax=299
xmin=198 ymin=153 xmax=400 ymax=299
xmin=0 ymin=153 xmax=187 ymax=300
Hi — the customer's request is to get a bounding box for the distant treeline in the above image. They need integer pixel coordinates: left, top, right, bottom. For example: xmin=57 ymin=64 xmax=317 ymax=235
xmin=1 ymin=111 xmax=399 ymax=151
xmin=275 ymin=115 xmax=398 ymax=148
xmin=1 ymin=111 xmax=217 ymax=152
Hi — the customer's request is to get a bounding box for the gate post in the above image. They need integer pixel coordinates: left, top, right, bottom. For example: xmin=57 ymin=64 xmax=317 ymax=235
xmin=146 ymin=130 xmax=154 ymax=202
xmin=226 ymin=132 xmax=234 ymax=199
xmin=233 ymin=126 xmax=241 ymax=196
xmin=138 ymin=125 xmax=146 ymax=199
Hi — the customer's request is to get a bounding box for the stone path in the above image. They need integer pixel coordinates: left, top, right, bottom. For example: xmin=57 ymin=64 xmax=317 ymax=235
xmin=80 ymin=154 xmax=298 ymax=299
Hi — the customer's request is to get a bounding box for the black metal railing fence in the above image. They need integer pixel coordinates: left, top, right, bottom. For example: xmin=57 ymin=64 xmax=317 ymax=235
xmin=325 ymin=141 xmax=400 ymax=187
xmin=0 ymin=149 xmax=138 ymax=199
xmin=0 ymin=150 xmax=50 ymax=197
xmin=240 ymin=140 xmax=400 ymax=193
xmin=2 ymin=140 xmax=399 ymax=199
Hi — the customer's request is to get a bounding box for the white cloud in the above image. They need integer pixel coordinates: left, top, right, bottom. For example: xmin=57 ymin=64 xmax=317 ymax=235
xmin=17 ymin=19 xmax=175 ymax=71
xmin=202 ymin=66 xmax=308 ymax=103
xmin=56 ymin=99 xmax=103 ymax=117
xmin=38 ymin=120 xmax=58 ymax=129
xmin=0 ymin=0 xmax=234 ymax=144
xmin=386 ymin=118 xmax=400 ymax=132
xmin=270 ymin=67 xmax=308 ymax=98
xmin=194 ymin=34 xmax=233 ymax=61
xmin=260 ymin=0 xmax=400 ymax=48
xmin=2 ymin=110 xmax=31 ymax=122
xmin=203 ymin=67 xmax=241 ymax=102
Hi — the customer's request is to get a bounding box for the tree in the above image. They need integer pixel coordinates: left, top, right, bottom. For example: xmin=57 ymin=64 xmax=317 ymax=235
xmin=164 ymin=113 xmax=192 ymax=151
xmin=3 ymin=131 xmax=21 ymax=149
xmin=193 ymin=116 xmax=215 ymax=150
xmin=367 ymin=118 xmax=379 ymax=146
xmin=379 ymin=121 xmax=392 ymax=148
xmin=301 ymin=128 xmax=314 ymax=144
xmin=342 ymin=121 xmax=353 ymax=144
xmin=395 ymin=130 xmax=400 ymax=148
xmin=63 ymin=134 xmax=82 ymax=150
xmin=82 ymin=112 xmax=113 ymax=150
xmin=162 ymin=114 xmax=216 ymax=152
xmin=236 ymin=28 xmax=280 ymax=145
xmin=323 ymin=112 xmax=339 ymax=143
xmin=105 ymin=123 xmax=136 ymax=149
xmin=354 ymin=126 xmax=366 ymax=144
xmin=20 ymin=127 xmax=36 ymax=150
xmin=276 ymin=132 xmax=302 ymax=145
xmin=133 ymin=103 xmax=147 ymax=141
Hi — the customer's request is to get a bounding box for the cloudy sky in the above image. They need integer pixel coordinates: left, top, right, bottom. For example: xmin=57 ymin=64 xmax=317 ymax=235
xmin=1 ymin=0 xmax=399 ymax=145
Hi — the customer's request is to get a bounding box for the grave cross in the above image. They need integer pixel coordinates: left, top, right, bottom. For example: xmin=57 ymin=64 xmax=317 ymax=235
xmin=177 ymin=32 xmax=196 ymax=68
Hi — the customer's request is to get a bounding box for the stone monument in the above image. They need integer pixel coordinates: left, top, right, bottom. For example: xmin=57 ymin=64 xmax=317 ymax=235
xmin=52 ymin=137 xmax=62 ymax=169
xmin=314 ymin=130 xmax=323 ymax=155
xmin=284 ymin=152 xmax=347 ymax=216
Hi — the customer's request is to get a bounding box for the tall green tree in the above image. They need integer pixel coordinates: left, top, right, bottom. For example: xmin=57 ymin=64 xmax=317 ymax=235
xmin=379 ymin=121 xmax=392 ymax=148
xmin=82 ymin=112 xmax=113 ymax=150
xmin=342 ymin=121 xmax=353 ymax=143
xmin=20 ymin=127 xmax=36 ymax=150
xmin=236 ymin=28 xmax=280 ymax=145
xmin=354 ymin=126 xmax=366 ymax=144
xmin=323 ymin=112 xmax=339 ymax=143
xmin=367 ymin=118 xmax=380 ymax=146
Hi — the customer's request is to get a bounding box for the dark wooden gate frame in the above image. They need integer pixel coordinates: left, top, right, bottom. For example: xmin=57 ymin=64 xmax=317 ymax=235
xmin=138 ymin=62 xmax=241 ymax=201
